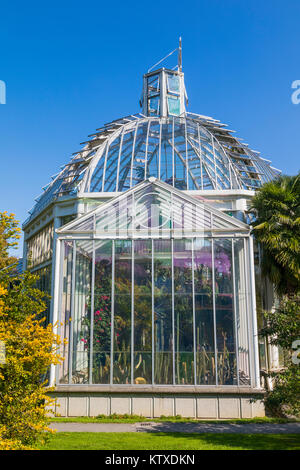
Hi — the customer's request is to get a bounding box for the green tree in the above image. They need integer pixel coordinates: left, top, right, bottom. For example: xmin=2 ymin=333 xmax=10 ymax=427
xmin=250 ymin=173 xmax=300 ymax=295
xmin=261 ymin=296 xmax=300 ymax=417
xmin=250 ymin=174 xmax=300 ymax=416
xmin=0 ymin=213 xmax=63 ymax=449
xmin=0 ymin=212 xmax=21 ymax=270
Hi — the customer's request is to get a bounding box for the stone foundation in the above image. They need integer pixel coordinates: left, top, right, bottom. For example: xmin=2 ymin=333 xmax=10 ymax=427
xmin=49 ymin=386 xmax=265 ymax=419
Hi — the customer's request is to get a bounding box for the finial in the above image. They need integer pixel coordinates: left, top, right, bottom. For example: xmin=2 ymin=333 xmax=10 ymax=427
xmin=178 ymin=37 xmax=182 ymax=72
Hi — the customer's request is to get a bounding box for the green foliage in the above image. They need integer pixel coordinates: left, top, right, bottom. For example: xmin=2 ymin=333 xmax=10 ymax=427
xmin=0 ymin=268 xmax=64 ymax=449
xmin=0 ymin=212 xmax=63 ymax=449
xmin=265 ymin=365 xmax=300 ymax=417
xmin=0 ymin=212 xmax=21 ymax=270
xmin=251 ymin=175 xmax=300 ymax=416
xmin=261 ymin=296 xmax=300 ymax=417
xmin=250 ymin=173 xmax=300 ymax=295
xmin=261 ymin=295 xmax=300 ymax=349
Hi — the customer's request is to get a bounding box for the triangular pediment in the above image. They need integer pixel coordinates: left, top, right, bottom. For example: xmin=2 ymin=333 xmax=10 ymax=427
xmin=57 ymin=178 xmax=249 ymax=237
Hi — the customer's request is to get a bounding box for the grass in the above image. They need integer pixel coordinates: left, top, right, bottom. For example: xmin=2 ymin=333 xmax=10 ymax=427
xmin=39 ymin=432 xmax=300 ymax=450
xmin=50 ymin=414 xmax=296 ymax=424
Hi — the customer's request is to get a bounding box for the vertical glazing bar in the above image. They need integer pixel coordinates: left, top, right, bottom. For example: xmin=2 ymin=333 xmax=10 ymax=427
xmin=89 ymin=240 xmax=95 ymax=384
xmin=232 ymin=238 xmax=240 ymax=386
xmin=192 ymin=238 xmax=197 ymax=385
xmin=116 ymin=129 xmax=124 ymax=191
xmin=151 ymin=238 xmax=154 ymax=384
xmin=130 ymin=123 xmax=138 ymax=188
xmin=54 ymin=239 xmax=64 ymax=386
xmin=68 ymin=240 xmax=76 ymax=384
xmin=158 ymin=121 xmax=162 ymax=180
xmin=184 ymin=119 xmax=189 ymax=189
xmin=171 ymin=238 xmax=175 ymax=385
xmin=131 ymin=239 xmax=135 ymax=384
xmin=110 ymin=240 xmax=115 ymax=385
xmin=197 ymin=123 xmax=203 ymax=190
xmin=101 ymin=141 xmax=109 ymax=192
xmin=144 ymin=120 xmax=151 ymax=180
xmin=243 ymin=237 xmax=254 ymax=387
xmin=211 ymin=135 xmax=217 ymax=190
xmin=248 ymin=236 xmax=260 ymax=388
xmin=211 ymin=238 xmax=218 ymax=385
xmin=172 ymin=118 xmax=175 ymax=187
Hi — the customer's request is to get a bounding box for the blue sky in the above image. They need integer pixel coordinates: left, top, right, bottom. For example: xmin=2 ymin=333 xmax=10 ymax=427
xmin=0 ymin=0 xmax=299 ymax=256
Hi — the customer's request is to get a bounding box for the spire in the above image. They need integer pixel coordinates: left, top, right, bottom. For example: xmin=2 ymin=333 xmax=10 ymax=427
xmin=178 ymin=37 xmax=182 ymax=72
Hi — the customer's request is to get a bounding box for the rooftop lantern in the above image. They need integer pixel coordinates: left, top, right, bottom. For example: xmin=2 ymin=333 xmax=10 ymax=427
xmin=141 ymin=37 xmax=188 ymax=117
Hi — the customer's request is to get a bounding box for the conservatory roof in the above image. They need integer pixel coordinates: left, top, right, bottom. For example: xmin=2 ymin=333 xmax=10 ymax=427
xmin=25 ymin=58 xmax=280 ymax=225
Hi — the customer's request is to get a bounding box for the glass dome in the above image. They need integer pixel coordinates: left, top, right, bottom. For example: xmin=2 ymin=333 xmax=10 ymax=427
xmin=27 ymin=69 xmax=280 ymax=222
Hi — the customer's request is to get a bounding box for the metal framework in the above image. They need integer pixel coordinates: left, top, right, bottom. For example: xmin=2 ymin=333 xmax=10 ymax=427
xmin=26 ymin=112 xmax=280 ymax=224
xmin=52 ymin=180 xmax=258 ymax=388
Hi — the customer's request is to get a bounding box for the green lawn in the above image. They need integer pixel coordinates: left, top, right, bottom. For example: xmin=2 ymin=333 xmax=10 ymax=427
xmin=39 ymin=432 xmax=300 ymax=450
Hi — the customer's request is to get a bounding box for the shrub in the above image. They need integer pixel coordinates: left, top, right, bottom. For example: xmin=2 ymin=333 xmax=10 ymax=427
xmin=0 ymin=271 xmax=64 ymax=450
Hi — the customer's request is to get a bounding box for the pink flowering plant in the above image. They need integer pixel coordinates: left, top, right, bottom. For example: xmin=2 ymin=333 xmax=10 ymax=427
xmin=81 ymin=259 xmax=113 ymax=382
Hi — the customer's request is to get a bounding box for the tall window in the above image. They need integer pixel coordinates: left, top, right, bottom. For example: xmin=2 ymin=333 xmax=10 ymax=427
xmin=59 ymin=236 xmax=251 ymax=386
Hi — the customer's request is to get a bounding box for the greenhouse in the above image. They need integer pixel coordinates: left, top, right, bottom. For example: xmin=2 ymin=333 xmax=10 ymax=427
xmin=23 ymin=56 xmax=280 ymax=418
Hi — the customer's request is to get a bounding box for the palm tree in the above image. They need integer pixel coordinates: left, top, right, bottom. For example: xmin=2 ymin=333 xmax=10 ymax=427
xmin=250 ymin=173 xmax=300 ymax=295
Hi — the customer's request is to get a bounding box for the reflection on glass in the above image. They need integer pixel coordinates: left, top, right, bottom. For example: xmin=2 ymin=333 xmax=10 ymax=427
xmin=72 ymin=240 xmax=92 ymax=384
xmin=113 ymin=241 xmax=132 ymax=383
xmin=149 ymin=96 xmax=159 ymax=116
xmin=195 ymin=294 xmax=215 ymax=384
xmin=168 ymin=96 xmax=180 ymax=116
xmin=215 ymin=293 xmax=236 ymax=385
xmin=167 ymin=73 xmax=180 ymax=93
xmin=214 ymin=239 xmax=237 ymax=385
xmin=134 ymin=240 xmax=152 ymax=383
xmin=194 ymin=238 xmax=213 ymax=294
xmin=59 ymin=235 xmax=251 ymax=387
xmin=59 ymin=241 xmax=73 ymax=384
xmin=234 ymin=238 xmax=250 ymax=385
xmin=154 ymin=240 xmax=172 ymax=384
xmin=92 ymin=240 xmax=112 ymax=384
xmin=174 ymin=239 xmax=193 ymax=384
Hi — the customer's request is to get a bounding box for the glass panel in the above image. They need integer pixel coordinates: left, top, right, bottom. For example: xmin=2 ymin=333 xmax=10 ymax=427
xmin=194 ymin=238 xmax=215 ymax=384
xmin=72 ymin=240 xmax=93 ymax=384
xmin=174 ymin=239 xmax=192 ymax=294
xmin=59 ymin=240 xmax=73 ymax=384
xmin=26 ymin=223 xmax=53 ymax=269
xmin=34 ymin=264 xmax=52 ymax=324
xmin=195 ymin=294 xmax=215 ymax=384
xmin=113 ymin=240 xmax=132 ymax=384
xmin=148 ymin=96 xmax=160 ymax=116
xmin=168 ymin=96 xmax=180 ymax=116
xmin=154 ymin=240 xmax=173 ymax=384
xmin=194 ymin=238 xmax=213 ymax=294
xmin=214 ymin=239 xmax=237 ymax=385
xmin=92 ymin=240 xmax=112 ymax=384
xmin=174 ymin=239 xmax=194 ymax=384
xmin=215 ymin=294 xmax=236 ymax=385
xmin=175 ymin=295 xmax=194 ymax=384
xmin=167 ymin=73 xmax=180 ymax=93
xmin=234 ymin=238 xmax=251 ymax=386
xmin=147 ymin=74 xmax=160 ymax=95
xmin=134 ymin=240 xmax=152 ymax=384
xmin=114 ymin=295 xmax=131 ymax=384
xmin=258 ymin=336 xmax=268 ymax=371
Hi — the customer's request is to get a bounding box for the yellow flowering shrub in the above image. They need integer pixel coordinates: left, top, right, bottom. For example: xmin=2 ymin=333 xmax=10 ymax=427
xmin=0 ymin=271 xmax=64 ymax=450
xmin=0 ymin=212 xmax=21 ymax=270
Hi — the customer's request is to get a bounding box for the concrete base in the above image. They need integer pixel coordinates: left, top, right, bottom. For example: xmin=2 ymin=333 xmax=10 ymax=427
xmin=48 ymin=386 xmax=265 ymax=419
